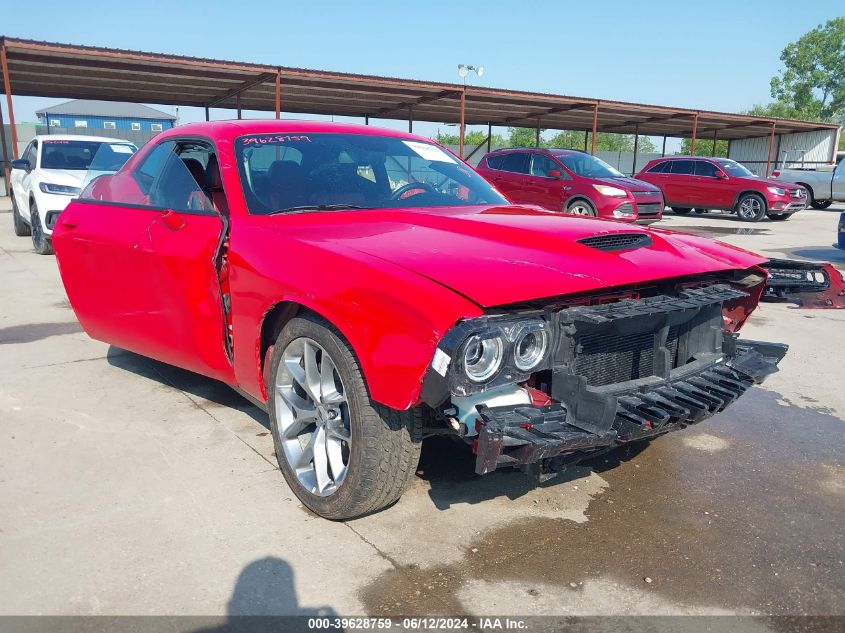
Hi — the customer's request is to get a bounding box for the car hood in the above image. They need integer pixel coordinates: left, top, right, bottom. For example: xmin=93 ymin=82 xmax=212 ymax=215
xmin=270 ymin=205 xmax=765 ymax=307
xmin=598 ymin=176 xmax=660 ymax=193
xmin=37 ymin=169 xmax=85 ymax=187
xmin=735 ymin=175 xmax=800 ymax=190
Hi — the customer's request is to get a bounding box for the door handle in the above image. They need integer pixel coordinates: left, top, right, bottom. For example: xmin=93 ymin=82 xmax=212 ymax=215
xmin=60 ymin=218 xmax=78 ymax=229
xmin=160 ymin=209 xmax=186 ymax=231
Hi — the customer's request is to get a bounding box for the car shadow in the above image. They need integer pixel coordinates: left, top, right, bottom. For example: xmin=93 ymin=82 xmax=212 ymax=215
xmin=418 ymin=435 xmax=652 ymax=510
xmin=192 ymin=556 xmax=337 ymax=632
xmin=106 ymin=346 xmax=268 ymax=428
xmin=780 ymin=246 xmax=845 ymax=263
xmin=0 ymin=320 xmax=83 ymax=345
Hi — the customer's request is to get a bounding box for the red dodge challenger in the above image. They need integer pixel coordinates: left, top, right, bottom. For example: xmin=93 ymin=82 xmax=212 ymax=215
xmin=52 ymin=121 xmax=786 ymax=519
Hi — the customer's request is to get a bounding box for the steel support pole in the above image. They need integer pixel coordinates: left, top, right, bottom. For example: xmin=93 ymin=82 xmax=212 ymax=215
xmin=0 ymin=44 xmax=18 ymax=159
xmin=535 ymin=117 xmax=541 ymax=147
xmin=275 ymin=70 xmax=281 ymax=119
xmin=584 ymin=130 xmax=589 ymax=152
xmin=765 ymin=122 xmax=776 ymax=177
xmin=690 ymin=113 xmax=699 ymax=155
xmin=459 ymin=87 xmax=466 ymax=159
xmin=711 ymin=129 xmax=718 ymax=157
xmin=632 ymin=124 xmax=639 ymax=175
xmin=364 ymin=115 xmax=369 ymax=125
xmin=0 ymin=95 xmax=9 ymax=197
xmin=590 ymin=104 xmax=598 ymax=155
xmin=487 ymin=122 xmax=492 ymax=153
xmin=236 ymin=93 xmax=242 ymax=120
xmin=408 ymin=106 xmax=413 ymax=133
xmin=661 ymin=135 xmax=667 ymax=157
xmin=204 ymin=106 xmax=210 ymax=121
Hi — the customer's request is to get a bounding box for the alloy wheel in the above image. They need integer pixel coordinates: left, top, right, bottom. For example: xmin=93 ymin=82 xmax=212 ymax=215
xmin=274 ymin=337 xmax=351 ymax=497
xmin=568 ymin=203 xmax=594 ymax=216
xmin=738 ymin=197 xmax=762 ymax=220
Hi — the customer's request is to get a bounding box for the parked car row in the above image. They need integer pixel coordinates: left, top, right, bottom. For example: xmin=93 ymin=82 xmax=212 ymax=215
xmin=474 ymin=148 xmax=809 ymax=223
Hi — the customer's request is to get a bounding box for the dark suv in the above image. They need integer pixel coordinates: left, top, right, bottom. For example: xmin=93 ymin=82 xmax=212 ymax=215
xmin=477 ymin=148 xmax=663 ymax=223
xmin=636 ymin=156 xmax=807 ymax=222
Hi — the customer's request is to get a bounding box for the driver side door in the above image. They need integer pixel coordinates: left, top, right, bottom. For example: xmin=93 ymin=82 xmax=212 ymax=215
xmin=53 ymin=138 xmax=234 ymax=383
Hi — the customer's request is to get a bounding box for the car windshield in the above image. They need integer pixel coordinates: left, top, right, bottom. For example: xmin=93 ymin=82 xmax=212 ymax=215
xmin=41 ymin=140 xmax=133 ymax=171
xmin=716 ymin=160 xmax=755 ymax=178
xmin=235 ymin=133 xmax=509 ymax=215
xmin=556 ymin=153 xmax=624 ymax=178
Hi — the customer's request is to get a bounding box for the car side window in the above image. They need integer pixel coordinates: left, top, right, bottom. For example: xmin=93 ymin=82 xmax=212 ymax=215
xmin=694 ymin=161 xmax=719 ymax=178
xmin=647 ymin=161 xmax=668 ymax=173
xmin=669 ymin=160 xmax=694 ymax=175
xmin=501 ymin=152 xmax=530 ymax=175
xmin=485 ymin=154 xmax=504 ymax=170
xmin=530 ymin=154 xmax=558 ymax=177
xmin=23 ymin=142 xmax=37 ymax=168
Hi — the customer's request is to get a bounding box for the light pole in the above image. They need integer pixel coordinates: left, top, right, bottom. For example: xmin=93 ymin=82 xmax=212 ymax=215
xmin=457 ymin=65 xmax=484 ymax=158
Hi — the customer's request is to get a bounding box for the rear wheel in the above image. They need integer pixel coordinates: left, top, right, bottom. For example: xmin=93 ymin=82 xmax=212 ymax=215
xmin=735 ymin=193 xmax=767 ymax=222
xmin=268 ymin=315 xmax=422 ymax=520
xmin=30 ymin=203 xmax=54 ymax=255
xmin=565 ymin=199 xmax=597 ymax=217
xmin=12 ymin=196 xmax=31 ymax=237
xmin=671 ymin=207 xmax=691 ymax=215
xmin=811 ymin=199 xmax=833 ymax=210
xmin=767 ymin=213 xmax=793 ymax=221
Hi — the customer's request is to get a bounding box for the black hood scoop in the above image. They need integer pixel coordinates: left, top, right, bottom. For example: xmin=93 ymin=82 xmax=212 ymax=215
xmin=577 ymin=232 xmax=653 ymax=252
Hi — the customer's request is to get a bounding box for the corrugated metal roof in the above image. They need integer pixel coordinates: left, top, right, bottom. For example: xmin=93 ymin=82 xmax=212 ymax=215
xmin=35 ymin=99 xmax=176 ymax=120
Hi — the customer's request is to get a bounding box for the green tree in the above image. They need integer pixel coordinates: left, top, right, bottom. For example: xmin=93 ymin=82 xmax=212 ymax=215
xmin=679 ymin=137 xmax=730 ymax=157
xmin=434 ymin=129 xmax=506 ymax=148
xmin=770 ymin=17 xmax=845 ymax=121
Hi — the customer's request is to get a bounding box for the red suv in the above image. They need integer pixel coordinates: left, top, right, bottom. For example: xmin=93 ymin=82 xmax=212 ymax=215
xmin=477 ymin=148 xmax=663 ymax=223
xmin=636 ymin=156 xmax=807 ymax=222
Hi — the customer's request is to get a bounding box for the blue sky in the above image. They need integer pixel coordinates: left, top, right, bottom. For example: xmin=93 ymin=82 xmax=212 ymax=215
xmin=3 ymin=0 xmax=843 ymax=142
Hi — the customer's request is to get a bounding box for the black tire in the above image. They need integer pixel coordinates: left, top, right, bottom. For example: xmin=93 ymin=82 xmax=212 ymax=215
xmin=11 ymin=196 xmax=31 ymax=237
xmin=692 ymin=208 xmax=709 ymax=214
xmin=30 ymin=203 xmax=54 ymax=255
xmin=671 ymin=207 xmax=691 ymax=215
xmin=565 ymin=199 xmax=597 ymax=217
xmin=267 ymin=314 xmax=422 ymax=520
xmin=810 ymin=199 xmax=833 ymax=210
xmin=735 ymin=193 xmax=767 ymax=222
xmin=767 ymin=213 xmax=793 ymax=221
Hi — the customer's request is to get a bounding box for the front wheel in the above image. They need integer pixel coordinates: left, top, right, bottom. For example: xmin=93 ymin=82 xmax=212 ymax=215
xmin=12 ymin=196 xmax=31 ymax=237
xmin=810 ymin=199 xmax=833 ymax=210
xmin=565 ymin=199 xmax=597 ymax=217
xmin=767 ymin=213 xmax=793 ymax=221
xmin=268 ymin=315 xmax=422 ymax=519
xmin=30 ymin=204 xmax=54 ymax=255
xmin=735 ymin=193 xmax=767 ymax=222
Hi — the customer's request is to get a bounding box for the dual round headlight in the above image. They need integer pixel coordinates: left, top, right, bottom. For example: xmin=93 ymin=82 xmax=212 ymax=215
xmin=462 ymin=321 xmax=549 ymax=383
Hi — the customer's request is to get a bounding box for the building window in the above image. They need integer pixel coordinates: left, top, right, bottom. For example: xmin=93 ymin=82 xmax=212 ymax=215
xmin=131 ymin=122 xmax=142 ymax=131
xmin=74 ymin=120 xmax=88 ymax=128
xmin=104 ymin=121 xmax=116 ymax=129
xmin=150 ymin=123 xmax=163 ymax=132
xmin=49 ymin=119 xmax=60 ymax=127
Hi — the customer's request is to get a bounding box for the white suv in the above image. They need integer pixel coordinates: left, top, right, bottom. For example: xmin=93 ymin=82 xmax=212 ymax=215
xmin=10 ymin=135 xmax=137 ymax=254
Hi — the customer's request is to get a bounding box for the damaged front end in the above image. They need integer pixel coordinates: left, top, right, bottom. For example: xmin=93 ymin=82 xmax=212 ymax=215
xmin=422 ymin=274 xmax=787 ymax=478
xmin=762 ymin=258 xmax=845 ymax=309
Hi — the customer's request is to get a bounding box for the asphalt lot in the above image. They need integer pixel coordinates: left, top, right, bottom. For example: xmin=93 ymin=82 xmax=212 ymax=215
xmin=1 ymin=199 xmax=843 ymax=618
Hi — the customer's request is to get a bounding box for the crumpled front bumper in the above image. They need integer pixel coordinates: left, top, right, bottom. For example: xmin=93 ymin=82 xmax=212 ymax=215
xmin=474 ymin=339 xmax=787 ymax=475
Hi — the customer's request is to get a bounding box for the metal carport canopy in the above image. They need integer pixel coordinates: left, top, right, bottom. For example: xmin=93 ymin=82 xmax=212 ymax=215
xmin=1 ymin=35 xmax=840 ymax=142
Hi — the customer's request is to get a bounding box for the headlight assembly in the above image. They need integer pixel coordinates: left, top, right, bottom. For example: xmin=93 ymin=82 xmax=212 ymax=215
xmin=767 ymin=186 xmax=786 ymax=196
xmin=426 ymin=315 xmax=553 ymax=399
xmin=39 ymin=182 xmax=81 ymax=196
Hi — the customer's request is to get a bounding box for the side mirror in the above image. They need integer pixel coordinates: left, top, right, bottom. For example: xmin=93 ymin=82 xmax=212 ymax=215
xmin=715 ymin=171 xmax=728 ymax=179
xmin=11 ymin=159 xmax=31 ymax=172
xmin=547 ymin=169 xmax=562 ymax=179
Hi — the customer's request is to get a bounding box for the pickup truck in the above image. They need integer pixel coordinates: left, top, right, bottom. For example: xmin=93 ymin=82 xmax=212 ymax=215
xmin=771 ymin=155 xmax=845 ymax=209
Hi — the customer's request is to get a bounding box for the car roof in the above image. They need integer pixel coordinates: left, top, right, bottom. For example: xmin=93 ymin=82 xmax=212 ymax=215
xmin=154 ymin=119 xmax=438 ymax=145
xmin=486 ymin=147 xmax=584 ymax=155
xmin=34 ymin=134 xmax=137 ymax=144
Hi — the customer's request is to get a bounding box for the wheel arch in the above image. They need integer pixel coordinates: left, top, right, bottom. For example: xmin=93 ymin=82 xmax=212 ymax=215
xmin=563 ymin=194 xmax=596 ymax=211
xmin=733 ymin=189 xmax=768 ymax=211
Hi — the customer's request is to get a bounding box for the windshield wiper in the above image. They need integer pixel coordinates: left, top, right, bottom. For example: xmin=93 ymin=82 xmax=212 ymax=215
xmin=268 ymin=204 xmax=371 ymax=215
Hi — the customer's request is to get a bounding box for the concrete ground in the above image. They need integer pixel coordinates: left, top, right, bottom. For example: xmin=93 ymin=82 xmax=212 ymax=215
xmin=0 ymin=198 xmax=843 ymax=618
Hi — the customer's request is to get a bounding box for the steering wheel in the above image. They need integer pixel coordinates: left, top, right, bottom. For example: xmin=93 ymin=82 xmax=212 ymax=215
xmin=390 ymin=181 xmax=437 ymax=200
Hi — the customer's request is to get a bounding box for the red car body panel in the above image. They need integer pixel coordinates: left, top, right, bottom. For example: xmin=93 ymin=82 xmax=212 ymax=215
xmin=477 ymin=149 xmax=664 ymax=223
xmin=52 ymin=121 xmax=766 ymax=412
xmin=636 ymin=156 xmax=807 ymax=212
